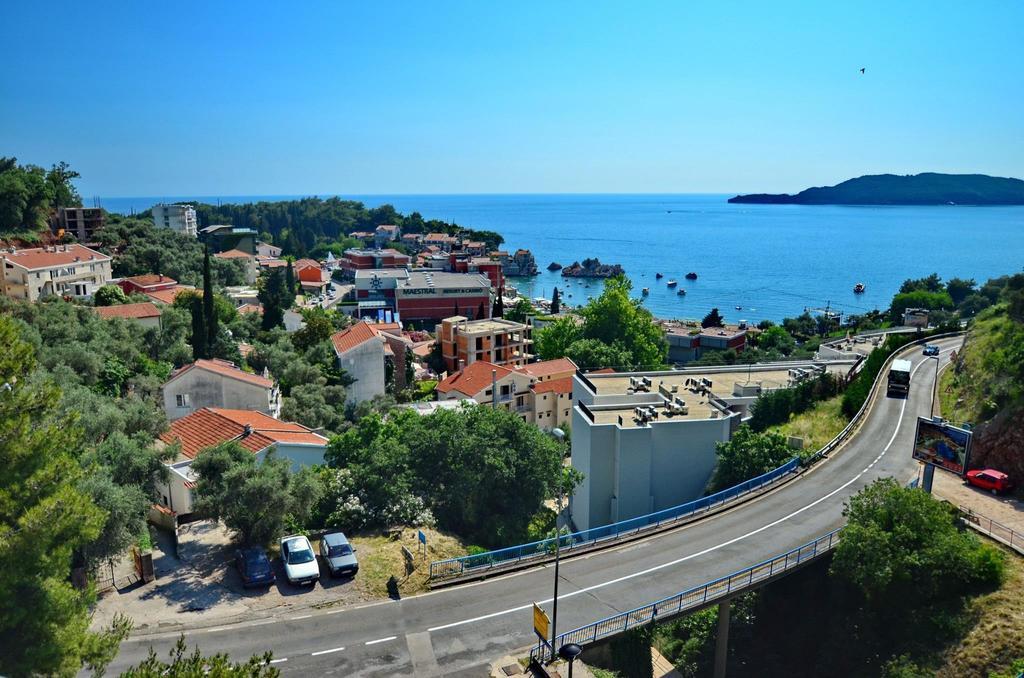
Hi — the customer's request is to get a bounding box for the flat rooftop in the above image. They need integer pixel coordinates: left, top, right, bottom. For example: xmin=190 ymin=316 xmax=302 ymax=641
xmin=585 ymin=363 xmax=853 ymax=398
xmin=590 ymin=397 xmax=720 ymax=428
xmin=404 ymin=270 xmax=490 ymax=289
xmin=445 ymin=317 xmax=526 ymax=334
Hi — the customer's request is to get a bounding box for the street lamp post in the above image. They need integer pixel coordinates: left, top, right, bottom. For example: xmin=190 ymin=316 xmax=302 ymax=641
xmin=549 ymin=428 xmax=566 ymax=663
xmin=558 ymin=643 xmax=583 ymax=677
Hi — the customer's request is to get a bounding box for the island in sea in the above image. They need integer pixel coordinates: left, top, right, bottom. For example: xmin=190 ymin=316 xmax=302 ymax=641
xmin=561 ymin=258 xmax=624 ymax=278
xmin=728 ymin=172 xmax=1024 ymax=206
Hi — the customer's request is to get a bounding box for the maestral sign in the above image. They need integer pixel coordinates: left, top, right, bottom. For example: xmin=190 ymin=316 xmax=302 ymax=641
xmin=913 ymin=417 xmax=972 ymax=476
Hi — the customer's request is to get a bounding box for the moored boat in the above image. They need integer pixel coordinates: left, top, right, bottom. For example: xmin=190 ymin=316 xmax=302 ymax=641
xmin=677 ymin=288 xmax=686 ymax=296
xmin=667 ymin=279 xmax=677 ymax=287
xmin=641 ymin=287 xmax=650 ymax=296
xmin=853 ymin=282 xmax=866 ymax=293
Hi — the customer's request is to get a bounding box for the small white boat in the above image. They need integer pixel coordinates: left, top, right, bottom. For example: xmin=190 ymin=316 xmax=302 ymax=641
xmin=853 ymin=282 xmax=866 ymax=294
xmin=666 ymin=280 xmax=677 ymax=288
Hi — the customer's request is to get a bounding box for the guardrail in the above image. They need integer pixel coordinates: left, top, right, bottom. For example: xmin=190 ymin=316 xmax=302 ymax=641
xmin=430 ymin=331 xmax=963 ymax=583
xmin=429 ymin=458 xmax=801 ymax=581
xmin=958 ymin=506 xmax=1024 ymax=555
xmin=531 ymin=527 xmax=843 ymax=660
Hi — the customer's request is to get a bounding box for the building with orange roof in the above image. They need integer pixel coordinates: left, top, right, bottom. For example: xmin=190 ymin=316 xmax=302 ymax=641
xmin=155 ymin=407 xmax=327 ymax=516
xmin=434 ymin=358 xmax=576 ymax=429
xmin=0 ymin=244 xmax=112 ymax=302
xmin=330 ymin=320 xmax=387 ymax=404
xmin=214 ymin=249 xmax=259 ymax=284
xmin=294 ymin=258 xmax=329 ymax=295
xmin=93 ymin=302 xmax=162 ymax=329
xmin=161 ymin=358 xmax=280 ymax=421
xmin=118 ymin=273 xmax=178 ymax=295
xmin=143 ymin=284 xmax=197 ymax=305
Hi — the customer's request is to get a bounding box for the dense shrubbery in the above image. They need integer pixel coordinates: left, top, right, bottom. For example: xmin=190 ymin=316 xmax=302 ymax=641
xmin=748 ymin=373 xmax=843 ymax=432
xmin=840 ymin=333 xmax=916 ymax=417
xmin=709 ymin=424 xmax=793 ymax=492
xmin=0 ymin=157 xmax=80 ymax=235
xmin=322 ymin=405 xmax=573 ymax=546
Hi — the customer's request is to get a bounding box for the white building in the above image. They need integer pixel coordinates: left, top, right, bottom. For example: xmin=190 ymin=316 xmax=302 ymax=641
xmin=0 ymin=244 xmax=112 ymax=301
xmin=569 ymin=361 xmax=855 ymax=531
xmin=161 ymin=358 xmax=280 ymax=421
xmin=330 ymin=321 xmax=387 ymax=404
xmin=152 ymin=203 xmax=198 ymax=237
xmin=156 ymin=408 xmax=328 ymax=517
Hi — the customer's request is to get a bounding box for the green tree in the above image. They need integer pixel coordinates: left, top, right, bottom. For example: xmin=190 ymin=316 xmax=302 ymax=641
xmin=710 ymin=424 xmax=793 ymax=491
xmin=945 ymin=277 xmax=976 ymax=306
xmin=565 ymin=337 xmax=633 ymax=370
xmin=121 ymin=636 xmax=279 ymax=678
xmin=832 ymin=478 xmax=1004 ymax=604
xmin=0 ymin=316 xmax=128 ymax=676
xmin=889 ymin=289 xmax=953 ymax=324
xmin=551 ymin=287 xmax=561 ymax=314
xmin=284 ymin=259 xmax=297 ymax=305
xmin=899 ymin=273 xmax=943 ymax=294
xmin=45 ymin=161 xmax=82 ymax=210
xmin=188 ymin=292 xmax=208 ymax=359
xmin=202 ymin=244 xmax=218 ymax=353
xmin=505 ymin=297 xmax=534 ymax=323
xmin=701 ymin=307 xmax=724 ymax=328
xmin=782 ymin=312 xmax=817 ymax=339
xmin=533 ymin=315 xmax=583 ymax=361
xmin=258 ymin=268 xmax=288 ymax=330
xmin=292 ymin=307 xmax=334 ymax=352
xmin=755 ymin=325 xmax=795 ymax=355
xmin=191 ymin=442 xmax=323 ymax=546
xmin=93 ymin=284 xmax=128 ymax=306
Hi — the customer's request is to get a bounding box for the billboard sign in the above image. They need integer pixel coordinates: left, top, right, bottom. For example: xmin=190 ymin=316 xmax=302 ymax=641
xmin=913 ymin=417 xmax=972 ymax=476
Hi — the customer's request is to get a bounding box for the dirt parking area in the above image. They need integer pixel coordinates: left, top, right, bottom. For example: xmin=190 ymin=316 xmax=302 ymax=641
xmin=932 ymin=471 xmax=1024 ymax=532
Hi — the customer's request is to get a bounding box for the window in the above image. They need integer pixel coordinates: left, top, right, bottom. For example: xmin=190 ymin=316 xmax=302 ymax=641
xmin=176 ymin=393 xmax=191 ymax=408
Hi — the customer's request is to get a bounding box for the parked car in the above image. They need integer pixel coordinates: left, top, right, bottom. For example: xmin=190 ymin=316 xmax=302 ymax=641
xmin=923 ymin=344 xmax=940 ymax=356
xmin=965 ymin=468 xmax=1014 ymax=495
xmin=280 ymin=535 xmax=320 ymax=585
xmin=235 ymin=547 xmax=276 ymax=588
xmin=320 ymin=532 xmax=359 ymax=578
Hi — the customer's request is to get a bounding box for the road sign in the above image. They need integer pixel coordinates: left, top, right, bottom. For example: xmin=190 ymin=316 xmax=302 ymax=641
xmin=532 ymin=603 xmax=550 ymax=642
xmin=418 ymin=530 xmax=427 ymax=545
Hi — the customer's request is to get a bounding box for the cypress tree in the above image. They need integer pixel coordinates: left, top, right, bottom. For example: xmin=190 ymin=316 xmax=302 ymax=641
xmin=202 ymin=244 xmax=217 ymax=354
xmin=285 ymin=259 xmax=297 ymax=305
xmin=190 ymin=294 xmax=208 ymax=359
xmin=551 ymin=287 xmax=561 ymax=314
xmin=493 ymin=292 xmax=504 ymax=317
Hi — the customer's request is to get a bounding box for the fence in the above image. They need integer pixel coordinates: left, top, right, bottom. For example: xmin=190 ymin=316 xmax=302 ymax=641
xmin=531 ymin=527 xmax=843 ymax=660
xmin=429 ymin=458 xmax=801 ymax=581
xmin=958 ymin=506 xmax=1024 ymax=555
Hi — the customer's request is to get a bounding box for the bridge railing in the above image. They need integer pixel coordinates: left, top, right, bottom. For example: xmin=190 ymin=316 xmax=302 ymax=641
xmin=531 ymin=527 xmax=843 ymax=660
xmin=428 ymin=458 xmax=801 ymax=581
xmin=958 ymin=506 xmax=1024 ymax=555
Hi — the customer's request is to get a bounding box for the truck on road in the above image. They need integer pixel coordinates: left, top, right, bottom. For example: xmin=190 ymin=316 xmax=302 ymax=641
xmin=887 ymin=359 xmax=912 ymax=397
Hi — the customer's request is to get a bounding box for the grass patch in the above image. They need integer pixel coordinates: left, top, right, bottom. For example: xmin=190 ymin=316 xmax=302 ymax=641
xmin=937 ymin=544 xmax=1024 ymax=677
xmin=771 ymin=394 xmax=849 ymax=454
xmin=350 ymin=527 xmax=468 ymax=597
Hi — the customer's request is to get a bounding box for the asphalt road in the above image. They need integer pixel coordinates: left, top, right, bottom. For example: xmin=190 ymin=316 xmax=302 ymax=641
xmin=108 ymin=337 xmax=960 ymax=677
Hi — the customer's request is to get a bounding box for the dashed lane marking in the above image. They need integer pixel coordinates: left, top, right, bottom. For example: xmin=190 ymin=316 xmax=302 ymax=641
xmin=310 ymin=646 xmax=345 ymax=656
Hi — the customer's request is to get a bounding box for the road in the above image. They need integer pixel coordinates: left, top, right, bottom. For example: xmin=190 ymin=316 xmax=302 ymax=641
xmin=107 ymin=337 xmax=960 ymax=676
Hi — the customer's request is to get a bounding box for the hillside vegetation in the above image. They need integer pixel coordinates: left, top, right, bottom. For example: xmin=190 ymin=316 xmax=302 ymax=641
xmin=729 ymin=172 xmax=1024 ymax=205
xmin=940 ymin=275 xmax=1024 ymax=483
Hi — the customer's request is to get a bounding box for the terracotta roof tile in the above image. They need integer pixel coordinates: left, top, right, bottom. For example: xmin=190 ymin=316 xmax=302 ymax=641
xmin=165 ymin=359 xmax=275 ymax=389
xmin=123 ymin=273 xmax=177 ymax=288
xmin=519 ymin=358 xmax=578 ymax=379
xmin=94 ymin=302 xmax=161 ymax=320
xmin=531 ymin=376 xmax=573 ymax=395
xmin=159 ymin=408 xmax=326 ymax=459
xmin=0 ymin=244 xmax=110 ymax=270
xmin=331 ymin=321 xmax=380 ymax=356
xmin=145 ymin=285 xmax=196 ymax=305
xmin=213 ymin=249 xmax=254 ymax=259
xmin=436 ymin=361 xmax=513 ymax=395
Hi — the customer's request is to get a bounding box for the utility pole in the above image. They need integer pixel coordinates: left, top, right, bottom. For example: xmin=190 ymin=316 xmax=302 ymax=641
xmin=550 ymin=489 xmax=563 ymax=663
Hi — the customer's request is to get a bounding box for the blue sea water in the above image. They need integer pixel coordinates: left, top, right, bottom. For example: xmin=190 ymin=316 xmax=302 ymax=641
xmin=100 ymin=193 xmax=1024 ymax=323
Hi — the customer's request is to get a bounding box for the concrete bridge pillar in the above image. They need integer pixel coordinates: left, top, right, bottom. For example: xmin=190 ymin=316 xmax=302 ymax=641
xmin=713 ymin=598 xmax=731 ymax=678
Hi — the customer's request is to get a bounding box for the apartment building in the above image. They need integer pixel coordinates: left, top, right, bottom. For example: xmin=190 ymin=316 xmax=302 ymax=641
xmin=161 ymin=358 xmax=281 ymax=421
xmin=152 ymin=203 xmax=198 ymax=237
xmin=436 ymin=315 xmax=532 ymax=373
xmin=0 ymin=244 xmax=112 ymax=301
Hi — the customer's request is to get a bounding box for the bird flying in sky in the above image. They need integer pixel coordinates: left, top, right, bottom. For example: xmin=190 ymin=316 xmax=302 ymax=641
xmin=860 ymin=67 xmax=866 ymax=74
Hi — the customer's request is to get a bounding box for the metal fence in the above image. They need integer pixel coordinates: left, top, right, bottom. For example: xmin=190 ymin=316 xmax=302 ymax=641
xmin=531 ymin=528 xmax=843 ymax=660
xmin=958 ymin=506 xmax=1024 ymax=555
xmin=428 ymin=457 xmax=801 ymax=581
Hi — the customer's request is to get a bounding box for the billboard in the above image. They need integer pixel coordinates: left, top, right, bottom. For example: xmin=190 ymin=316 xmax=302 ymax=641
xmin=913 ymin=417 xmax=972 ymax=476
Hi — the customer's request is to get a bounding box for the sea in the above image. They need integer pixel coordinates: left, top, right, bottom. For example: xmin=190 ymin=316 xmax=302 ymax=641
xmin=99 ymin=194 xmax=1024 ymax=323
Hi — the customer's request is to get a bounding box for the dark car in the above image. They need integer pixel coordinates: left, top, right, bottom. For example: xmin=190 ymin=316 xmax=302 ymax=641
xmin=923 ymin=344 xmax=940 ymax=356
xmin=320 ymin=532 xmax=359 ymax=578
xmin=235 ymin=547 xmax=276 ymax=588
xmin=966 ymin=468 xmax=1014 ymax=495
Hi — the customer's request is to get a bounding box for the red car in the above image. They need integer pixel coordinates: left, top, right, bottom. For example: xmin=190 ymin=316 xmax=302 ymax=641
xmin=965 ymin=469 xmax=1014 ymax=495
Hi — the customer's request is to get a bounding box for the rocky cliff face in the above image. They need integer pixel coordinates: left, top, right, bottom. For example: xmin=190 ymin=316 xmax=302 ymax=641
xmin=970 ymin=405 xmax=1024 ymax=482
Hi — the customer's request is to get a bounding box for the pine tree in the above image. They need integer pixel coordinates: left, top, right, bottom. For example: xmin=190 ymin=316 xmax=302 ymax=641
xmin=285 ymin=259 xmax=297 ymax=306
xmin=701 ymin=307 xmax=725 ymax=328
xmin=202 ymin=244 xmax=217 ymax=354
xmin=190 ymin=294 xmax=208 ymax=359
xmin=259 ymin=268 xmax=286 ymax=330
xmin=551 ymin=287 xmax=561 ymax=314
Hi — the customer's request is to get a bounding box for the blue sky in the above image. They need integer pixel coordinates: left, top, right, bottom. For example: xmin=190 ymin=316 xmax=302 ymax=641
xmin=1 ymin=1 xmax=1021 ymax=197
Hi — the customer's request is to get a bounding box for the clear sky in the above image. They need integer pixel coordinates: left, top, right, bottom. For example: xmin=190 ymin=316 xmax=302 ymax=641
xmin=2 ymin=1 xmax=1022 ymax=197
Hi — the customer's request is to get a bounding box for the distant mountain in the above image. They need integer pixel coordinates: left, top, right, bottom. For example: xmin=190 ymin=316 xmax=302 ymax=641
xmin=728 ymin=173 xmax=1024 ymax=205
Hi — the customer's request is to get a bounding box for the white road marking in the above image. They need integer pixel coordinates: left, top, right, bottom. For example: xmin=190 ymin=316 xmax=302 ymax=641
xmin=428 ymin=347 xmax=953 ymax=633
xmin=270 ymin=658 xmax=288 ymax=664
xmin=365 ymin=636 xmax=397 ymax=645
xmin=310 ymin=646 xmax=345 ymax=656
xmin=291 ymin=615 xmax=312 ymax=620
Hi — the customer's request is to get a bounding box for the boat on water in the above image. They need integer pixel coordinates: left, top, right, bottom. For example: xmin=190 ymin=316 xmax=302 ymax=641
xmin=735 ymin=305 xmax=743 ymax=310
xmin=853 ymin=282 xmax=866 ymax=293
xmin=641 ymin=287 xmax=650 ymax=296
xmin=677 ymin=289 xmax=686 ymax=296
xmin=655 ymin=272 xmax=664 ymax=279
xmin=685 ymin=272 xmax=698 ymax=280
xmin=666 ymin=280 xmax=677 ymax=287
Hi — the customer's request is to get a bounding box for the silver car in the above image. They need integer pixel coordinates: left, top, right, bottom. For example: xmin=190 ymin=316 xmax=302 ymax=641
xmin=320 ymin=532 xmax=359 ymax=578
xmin=280 ymin=535 xmax=320 ymax=586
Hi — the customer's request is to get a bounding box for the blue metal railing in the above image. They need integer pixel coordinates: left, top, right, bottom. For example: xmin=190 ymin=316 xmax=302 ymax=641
xmin=530 ymin=527 xmax=843 ymax=660
xmin=429 ymin=457 xmax=801 ymax=580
